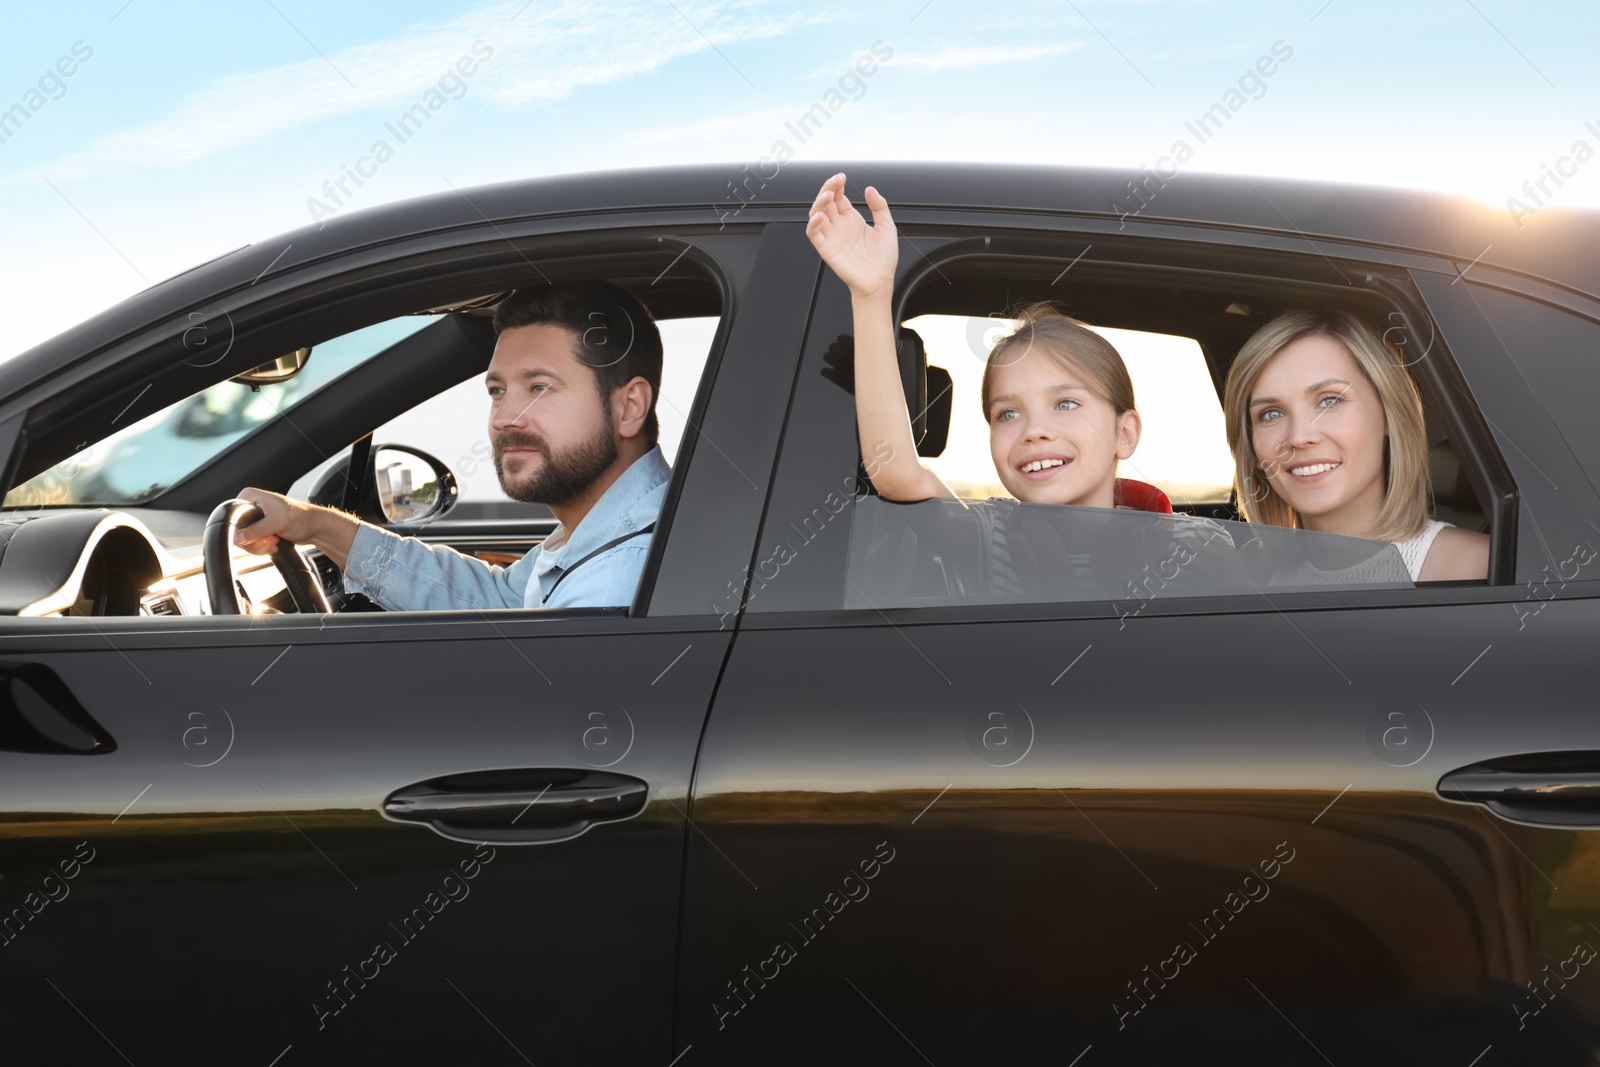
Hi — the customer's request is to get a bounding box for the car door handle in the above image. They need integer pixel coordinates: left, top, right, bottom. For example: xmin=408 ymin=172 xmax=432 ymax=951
xmin=382 ymin=768 xmax=648 ymax=844
xmin=1438 ymin=752 xmax=1600 ymax=827
xmin=0 ymin=662 xmax=116 ymax=755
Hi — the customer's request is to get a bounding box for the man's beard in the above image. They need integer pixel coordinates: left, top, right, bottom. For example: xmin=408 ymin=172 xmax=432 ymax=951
xmin=495 ymin=412 xmax=618 ymax=508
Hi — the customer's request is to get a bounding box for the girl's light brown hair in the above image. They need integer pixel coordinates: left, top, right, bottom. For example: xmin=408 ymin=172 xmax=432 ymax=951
xmin=979 ymin=303 xmax=1136 ymax=422
xmin=1222 ymin=307 xmax=1430 ymax=542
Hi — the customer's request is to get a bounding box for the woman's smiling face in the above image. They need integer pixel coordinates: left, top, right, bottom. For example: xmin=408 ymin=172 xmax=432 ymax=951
xmin=1248 ymin=333 xmax=1388 ymax=535
xmin=985 ymin=346 xmax=1139 ymax=507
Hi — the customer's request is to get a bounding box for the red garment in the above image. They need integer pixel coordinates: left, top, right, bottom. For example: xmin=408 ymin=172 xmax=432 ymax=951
xmin=1113 ymin=478 xmax=1173 ymax=514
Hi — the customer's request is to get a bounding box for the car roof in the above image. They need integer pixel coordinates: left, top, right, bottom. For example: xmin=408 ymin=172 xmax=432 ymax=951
xmin=8 ymin=162 xmax=1595 ymax=397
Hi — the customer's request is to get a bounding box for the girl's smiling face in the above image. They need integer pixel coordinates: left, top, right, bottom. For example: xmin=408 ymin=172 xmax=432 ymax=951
xmin=1248 ymin=334 xmax=1388 ymax=536
xmin=985 ymin=345 xmax=1140 ymax=507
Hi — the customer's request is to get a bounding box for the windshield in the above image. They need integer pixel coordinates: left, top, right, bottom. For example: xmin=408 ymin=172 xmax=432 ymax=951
xmin=3 ymin=316 xmax=440 ymax=509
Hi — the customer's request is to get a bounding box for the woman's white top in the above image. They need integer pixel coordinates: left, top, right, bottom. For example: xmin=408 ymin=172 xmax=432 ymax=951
xmin=1392 ymin=519 xmax=1451 ymax=581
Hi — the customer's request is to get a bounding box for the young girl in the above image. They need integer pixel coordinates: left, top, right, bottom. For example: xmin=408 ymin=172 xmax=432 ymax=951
xmin=1222 ymin=307 xmax=1489 ymax=581
xmin=805 ymin=172 xmax=1168 ymax=514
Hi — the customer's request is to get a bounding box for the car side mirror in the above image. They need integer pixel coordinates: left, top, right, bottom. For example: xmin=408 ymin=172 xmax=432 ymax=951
xmin=307 ymin=442 xmax=459 ymax=527
xmin=373 ymin=445 xmax=458 ymax=525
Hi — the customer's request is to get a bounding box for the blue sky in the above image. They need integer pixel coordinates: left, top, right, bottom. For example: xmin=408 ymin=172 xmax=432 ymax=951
xmin=1 ymin=0 xmax=1595 ymax=359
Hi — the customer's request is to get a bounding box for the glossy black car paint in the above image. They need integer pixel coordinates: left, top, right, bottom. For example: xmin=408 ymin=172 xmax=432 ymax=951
xmin=0 ymin=164 xmax=1597 ymax=1065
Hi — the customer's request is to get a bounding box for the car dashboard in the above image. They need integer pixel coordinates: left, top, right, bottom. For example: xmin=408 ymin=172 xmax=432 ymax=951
xmin=0 ymin=507 xmax=314 ymax=617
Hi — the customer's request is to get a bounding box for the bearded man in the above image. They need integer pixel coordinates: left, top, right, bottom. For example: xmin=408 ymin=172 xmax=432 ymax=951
xmin=234 ymin=281 xmax=669 ymax=611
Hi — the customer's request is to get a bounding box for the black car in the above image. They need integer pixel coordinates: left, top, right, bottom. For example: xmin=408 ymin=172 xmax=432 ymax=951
xmin=1 ymin=162 xmax=1598 ymax=1065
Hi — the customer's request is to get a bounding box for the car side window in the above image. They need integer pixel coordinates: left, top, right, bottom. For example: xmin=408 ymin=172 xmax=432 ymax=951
xmin=847 ymin=313 xmax=1408 ymax=610
xmin=745 ymin=250 xmax=1483 ymax=618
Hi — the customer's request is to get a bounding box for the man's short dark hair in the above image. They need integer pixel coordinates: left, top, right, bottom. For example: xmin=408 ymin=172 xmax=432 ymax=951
xmin=492 ymin=281 xmax=664 ymax=447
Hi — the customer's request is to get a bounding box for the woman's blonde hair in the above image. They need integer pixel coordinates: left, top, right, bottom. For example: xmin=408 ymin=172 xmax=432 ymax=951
xmin=1222 ymin=307 xmax=1430 ymax=542
xmin=980 ymin=303 xmax=1135 ymax=422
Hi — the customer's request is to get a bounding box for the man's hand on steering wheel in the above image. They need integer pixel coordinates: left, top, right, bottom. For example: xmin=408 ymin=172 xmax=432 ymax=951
xmin=233 ymin=488 xmax=325 ymax=555
xmin=210 ymin=489 xmax=338 ymax=615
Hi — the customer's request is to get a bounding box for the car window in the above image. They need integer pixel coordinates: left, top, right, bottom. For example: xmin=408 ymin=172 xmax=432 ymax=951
xmin=287 ymin=316 xmax=720 ymax=520
xmin=904 ymin=314 xmax=1235 ymax=506
xmin=743 ymin=257 xmax=1480 ymax=619
xmin=4 ymin=316 xmax=440 ymax=509
xmin=843 ymin=496 xmax=1409 ymax=611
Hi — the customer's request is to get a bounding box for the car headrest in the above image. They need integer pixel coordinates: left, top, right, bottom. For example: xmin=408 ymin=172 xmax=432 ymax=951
xmin=896 ymin=326 xmax=952 ymax=458
xmin=1429 ymin=439 xmax=1489 ymax=532
xmin=1429 ymin=441 xmax=1471 ymax=509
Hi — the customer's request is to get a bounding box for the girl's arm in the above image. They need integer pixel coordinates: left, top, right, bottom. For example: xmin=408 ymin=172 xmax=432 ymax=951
xmin=806 ymin=173 xmax=955 ymax=502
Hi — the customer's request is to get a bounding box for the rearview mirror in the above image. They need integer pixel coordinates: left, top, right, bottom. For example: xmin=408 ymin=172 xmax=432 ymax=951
xmin=231 ymin=347 xmax=311 ymax=387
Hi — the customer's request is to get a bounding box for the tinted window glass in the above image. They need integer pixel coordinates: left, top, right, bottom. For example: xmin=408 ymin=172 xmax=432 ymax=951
xmin=843 ymin=496 xmax=1410 ymax=611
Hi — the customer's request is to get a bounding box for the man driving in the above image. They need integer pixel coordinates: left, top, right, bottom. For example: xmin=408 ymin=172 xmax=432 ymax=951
xmin=233 ymin=280 xmax=670 ymax=611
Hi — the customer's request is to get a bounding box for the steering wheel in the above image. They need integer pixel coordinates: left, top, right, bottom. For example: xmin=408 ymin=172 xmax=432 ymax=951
xmin=203 ymin=499 xmax=333 ymax=615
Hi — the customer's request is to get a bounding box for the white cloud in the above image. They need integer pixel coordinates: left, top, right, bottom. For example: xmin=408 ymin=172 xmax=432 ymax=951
xmin=1 ymin=0 xmax=826 ymax=185
xmin=891 ymin=42 xmax=1080 ymax=72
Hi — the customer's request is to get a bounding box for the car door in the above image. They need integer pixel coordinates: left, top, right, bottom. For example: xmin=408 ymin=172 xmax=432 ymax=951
xmin=675 ymin=223 xmax=1600 ymax=1064
xmin=0 ymin=221 xmax=819 ymax=1066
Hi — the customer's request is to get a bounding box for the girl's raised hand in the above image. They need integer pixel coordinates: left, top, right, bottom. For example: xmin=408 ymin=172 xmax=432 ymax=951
xmin=806 ymin=173 xmax=897 ymax=300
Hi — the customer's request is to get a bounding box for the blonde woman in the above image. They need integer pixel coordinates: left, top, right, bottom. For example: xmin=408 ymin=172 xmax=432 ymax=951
xmin=1222 ymin=308 xmax=1488 ymax=581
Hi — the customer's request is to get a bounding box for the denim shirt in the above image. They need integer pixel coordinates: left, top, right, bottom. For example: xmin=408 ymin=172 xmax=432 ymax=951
xmin=340 ymin=445 xmax=671 ymax=611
